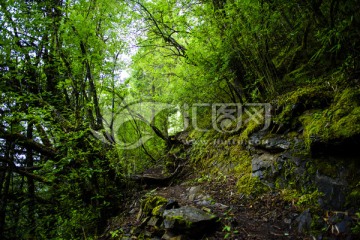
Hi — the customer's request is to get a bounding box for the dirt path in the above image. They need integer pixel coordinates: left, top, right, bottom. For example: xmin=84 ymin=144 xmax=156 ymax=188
xmin=103 ymin=174 xmax=310 ymax=239
xmin=154 ymin=177 xmax=307 ymax=240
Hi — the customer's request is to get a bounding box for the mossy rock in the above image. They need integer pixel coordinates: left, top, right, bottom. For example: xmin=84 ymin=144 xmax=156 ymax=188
xmin=274 ymin=85 xmax=333 ymax=125
xmin=239 ymin=120 xmax=263 ymax=142
xmin=233 ymin=151 xmax=269 ymax=195
xmin=139 ymin=196 xmax=168 ymax=218
xmin=162 ymin=206 xmax=218 ymax=235
xmin=300 ymin=88 xmax=360 ymax=150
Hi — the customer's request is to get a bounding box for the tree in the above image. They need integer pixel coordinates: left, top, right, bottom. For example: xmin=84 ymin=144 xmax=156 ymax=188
xmin=0 ymin=0 xmax=129 ymax=238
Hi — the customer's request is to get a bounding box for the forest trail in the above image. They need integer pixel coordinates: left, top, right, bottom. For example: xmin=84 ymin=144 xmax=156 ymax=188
xmin=102 ymin=171 xmax=309 ymax=240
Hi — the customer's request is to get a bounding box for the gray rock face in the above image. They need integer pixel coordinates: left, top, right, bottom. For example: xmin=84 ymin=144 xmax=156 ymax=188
xmin=248 ymin=131 xmax=355 ymax=213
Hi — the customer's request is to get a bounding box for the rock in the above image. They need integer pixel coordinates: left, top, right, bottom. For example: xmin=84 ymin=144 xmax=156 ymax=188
xmin=164 ymin=199 xmax=180 ymax=210
xmin=169 ymin=236 xmax=184 ymax=240
xmin=138 ymin=196 xmax=168 ymax=220
xmin=162 ymin=231 xmax=184 ymax=240
xmin=194 ymin=199 xmax=211 ymax=207
xmin=263 ymin=136 xmax=291 ymax=151
xmin=331 ymin=220 xmax=349 ymax=235
xmin=249 ymin=133 xmax=291 ymax=152
xmin=212 ymin=202 xmax=229 ymax=210
xmin=163 ymin=206 xmax=218 ymax=236
xmin=251 ymin=153 xmax=277 ymax=179
xmin=188 ymin=186 xmax=201 ymax=201
xmin=295 ymin=209 xmax=312 ymax=233
xmin=197 ymin=193 xmax=211 ymax=201
xmin=315 ymin=172 xmax=347 ymax=209
xmin=328 ymin=212 xmax=352 ymax=236
xmin=147 ymin=216 xmax=161 ymax=227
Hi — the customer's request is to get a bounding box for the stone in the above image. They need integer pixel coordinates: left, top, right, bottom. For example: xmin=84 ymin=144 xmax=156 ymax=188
xmin=263 ymin=136 xmax=291 ymax=151
xmin=328 ymin=213 xmax=352 ymax=235
xmin=147 ymin=216 xmax=160 ymax=227
xmin=195 ymin=200 xmax=211 ymax=206
xmin=139 ymin=195 xmax=168 ymax=219
xmin=162 ymin=231 xmax=184 ymax=240
xmin=169 ymin=236 xmax=184 ymax=240
xmin=165 ymin=199 xmax=180 ymax=210
xmin=188 ymin=186 xmax=202 ymax=201
xmin=331 ymin=221 xmax=348 ymax=235
xmin=163 ymin=206 xmax=218 ymax=235
xmin=251 ymin=153 xmax=277 ymax=179
xmin=197 ymin=194 xmax=211 ymax=201
xmin=295 ymin=209 xmax=312 ymax=233
xmin=249 ymin=133 xmax=291 ymax=152
xmin=284 ymin=218 xmax=292 ymax=224
xmin=315 ymin=172 xmax=347 ymax=209
xmin=212 ymin=202 xmax=229 ymax=210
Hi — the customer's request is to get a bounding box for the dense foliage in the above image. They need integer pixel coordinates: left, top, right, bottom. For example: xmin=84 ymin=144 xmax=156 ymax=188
xmin=0 ymin=0 xmax=359 ymax=238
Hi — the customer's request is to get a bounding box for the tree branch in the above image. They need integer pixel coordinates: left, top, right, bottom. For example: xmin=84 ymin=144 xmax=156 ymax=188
xmin=0 ymin=125 xmax=57 ymax=158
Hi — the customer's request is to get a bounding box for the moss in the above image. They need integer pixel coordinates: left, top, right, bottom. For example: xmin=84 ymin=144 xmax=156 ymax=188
xmin=314 ymin=161 xmax=338 ymax=178
xmin=140 ymin=196 xmax=168 ymax=217
xmin=170 ymin=215 xmax=194 ymax=228
xmin=348 ymin=186 xmax=360 ymax=206
xmin=300 ymin=88 xmax=360 ymax=148
xmin=239 ymin=120 xmax=263 ymax=142
xmin=274 ymin=85 xmax=333 ymax=124
xmin=233 ymin=151 xmax=268 ymax=195
xmin=151 ymin=205 xmax=164 ymax=216
xmin=286 ymin=131 xmax=299 ymax=138
xmin=280 ymin=188 xmax=322 ymax=212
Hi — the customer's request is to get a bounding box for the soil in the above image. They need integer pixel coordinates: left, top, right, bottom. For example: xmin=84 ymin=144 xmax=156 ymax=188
xmin=102 ymin=171 xmax=311 ymax=240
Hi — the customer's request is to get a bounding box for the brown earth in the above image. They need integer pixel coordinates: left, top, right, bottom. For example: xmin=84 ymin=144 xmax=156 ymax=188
xmin=101 ymin=172 xmax=312 ymax=240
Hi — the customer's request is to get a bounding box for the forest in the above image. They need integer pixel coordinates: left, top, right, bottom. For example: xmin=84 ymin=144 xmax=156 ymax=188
xmin=1 ymin=0 xmax=360 ymax=239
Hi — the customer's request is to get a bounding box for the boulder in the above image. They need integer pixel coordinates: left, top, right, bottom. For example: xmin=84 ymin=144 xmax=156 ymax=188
xmin=163 ymin=206 xmax=219 ymax=236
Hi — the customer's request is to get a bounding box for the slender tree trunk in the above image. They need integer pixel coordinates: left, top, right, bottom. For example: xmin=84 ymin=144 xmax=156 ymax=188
xmin=26 ymin=122 xmax=35 ymax=239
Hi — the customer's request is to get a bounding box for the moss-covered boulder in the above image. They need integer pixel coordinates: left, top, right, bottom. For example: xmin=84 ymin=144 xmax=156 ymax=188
xmin=300 ymin=88 xmax=360 ymax=154
xmin=163 ymin=206 xmax=219 ymax=236
xmin=138 ymin=195 xmax=168 ymax=220
xmin=273 ymin=85 xmax=333 ymax=126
